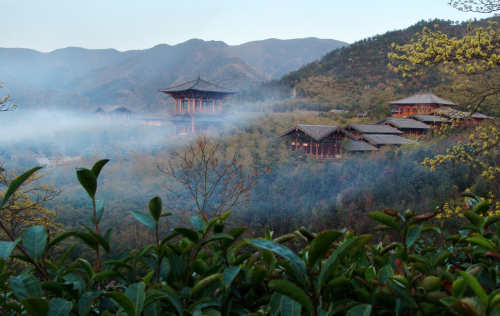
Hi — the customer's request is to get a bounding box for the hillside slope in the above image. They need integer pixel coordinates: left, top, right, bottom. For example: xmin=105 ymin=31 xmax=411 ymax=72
xmin=252 ymin=17 xmax=500 ymax=117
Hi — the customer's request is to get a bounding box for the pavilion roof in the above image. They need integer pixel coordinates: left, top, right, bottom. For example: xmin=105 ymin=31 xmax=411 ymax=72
xmin=344 ymin=123 xmax=402 ymax=134
xmin=361 ymin=134 xmax=418 ymax=146
xmin=434 ymin=108 xmax=490 ymax=120
xmin=158 ymin=77 xmax=238 ymax=94
xmin=389 ymin=93 xmax=456 ymax=106
xmin=378 ymin=118 xmax=431 ymax=130
xmin=346 ymin=140 xmax=379 ymax=152
xmin=278 ymin=124 xmax=354 ymax=141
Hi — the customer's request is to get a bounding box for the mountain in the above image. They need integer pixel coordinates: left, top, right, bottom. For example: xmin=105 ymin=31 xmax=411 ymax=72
xmin=0 ymin=38 xmax=346 ymax=112
xmin=207 ymin=38 xmax=347 ymax=78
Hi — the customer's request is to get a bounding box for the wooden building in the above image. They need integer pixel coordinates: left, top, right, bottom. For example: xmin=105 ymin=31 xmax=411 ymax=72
xmin=279 ymin=124 xmax=356 ymax=158
xmin=158 ymin=76 xmax=237 ymax=134
xmin=434 ymin=108 xmax=490 ymax=127
xmin=158 ymin=76 xmax=237 ymax=116
xmin=377 ymin=118 xmax=431 ymax=136
xmin=360 ymin=134 xmax=418 ymax=148
xmin=345 ymin=140 xmax=379 ymax=153
xmin=343 ymin=124 xmax=402 ymax=138
xmin=390 ymin=93 xmax=456 ymax=118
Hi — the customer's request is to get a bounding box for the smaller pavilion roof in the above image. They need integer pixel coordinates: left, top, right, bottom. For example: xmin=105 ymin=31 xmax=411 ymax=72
xmin=361 ymin=134 xmax=418 ymax=146
xmin=435 ymin=108 xmax=490 ymax=120
xmin=278 ymin=124 xmax=354 ymax=141
xmin=346 ymin=140 xmax=379 ymax=152
xmin=344 ymin=124 xmax=402 ymax=134
xmin=378 ymin=118 xmax=431 ymax=130
xmin=389 ymin=93 xmax=456 ymax=106
xmin=95 ymin=105 xmax=134 ymax=114
xmin=158 ymin=76 xmax=237 ymax=94
xmin=410 ymin=114 xmax=451 ymax=123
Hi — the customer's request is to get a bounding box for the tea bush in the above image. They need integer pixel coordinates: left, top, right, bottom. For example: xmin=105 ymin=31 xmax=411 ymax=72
xmin=0 ymin=160 xmax=499 ymax=316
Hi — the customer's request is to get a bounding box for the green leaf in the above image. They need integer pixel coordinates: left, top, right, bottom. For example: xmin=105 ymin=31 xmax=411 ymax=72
xmin=387 ymin=279 xmax=418 ymax=308
xmin=368 ymin=212 xmax=402 ymax=233
xmin=77 ymin=258 xmax=95 ymax=281
xmin=204 ymin=233 xmax=234 ymax=245
xmin=48 ymin=299 xmax=72 ymax=316
xmin=0 ymin=238 xmax=20 ymax=261
xmin=190 ymin=273 xmax=222 ymax=297
xmin=406 ymin=225 xmax=422 ymax=248
xmin=308 ymin=230 xmax=343 ymax=267
xmin=191 ymin=216 xmax=207 ymax=231
xmin=222 ymin=266 xmax=240 ymax=289
xmin=148 ymin=197 xmax=162 ymax=222
xmin=247 ymin=240 xmax=307 ymax=279
xmin=91 ymin=159 xmax=109 ymax=179
xmin=422 ymin=225 xmax=442 ymax=234
xmin=174 ymin=228 xmax=200 ymax=243
xmin=473 ymin=200 xmax=490 ymax=215
xmin=41 ymin=281 xmax=63 ymax=297
xmin=0 ymin=166 xmax=42 ymax=209
xmin=465 ymin=211 xmax=486 ymax=230
xmin=21 ymin=297 xmax=49 ymax=316
xmin=10 ymin=275 xmax=42 ymax=299
xmin=268 ymin=279 xmax=314 ymax=314
xmin=105 ymin=292 xmax=136 ymax=316
xmin=467 ymin=237 xmax=498 ymax=252
xmin=318 ymin=237 xmax=361 ymax=290
xmin=432 ymin=250 xmax=452 ymax=271
xmin=104 ymin=228 xmax=113 ymax=244
xmin=458 ymin=271 xmax=488 ymax=306
xmin=76 ymin=168 xmax=97 ymax=200
xmin=22 ymin=226 xmax=48 ymax=261
xmin=126 ymin=283 xmax=146 ymax=316
xmin=93 ymin=271 xmax=121 ymax=282
xmin=346 ymin=304 xmax=372 ymax=316
xmin=270 ymin=293 xmax=301 ymax=316
xmin=131 ymin=211 xmax=156 ymax=231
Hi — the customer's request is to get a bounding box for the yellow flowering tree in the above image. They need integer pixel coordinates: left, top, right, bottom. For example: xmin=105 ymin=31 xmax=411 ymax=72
xmin=388 ymin=1 xmax=500 ymax=201
xmin=0 ymin=166 xmax=61 ymax=239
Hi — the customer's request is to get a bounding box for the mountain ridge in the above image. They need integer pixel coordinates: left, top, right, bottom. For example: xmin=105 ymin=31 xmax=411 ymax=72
xmin=0 ymin=37 xmax=347 ymax=112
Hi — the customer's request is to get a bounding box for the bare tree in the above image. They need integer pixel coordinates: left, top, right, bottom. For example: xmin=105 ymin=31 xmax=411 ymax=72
xmin=156 ymin=136 xmax=269 ymax=223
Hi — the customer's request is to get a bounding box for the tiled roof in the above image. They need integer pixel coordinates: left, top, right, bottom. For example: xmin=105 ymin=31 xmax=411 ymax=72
xmin=158 ymin=77 xmax=237 ymax=94
xmin=389 ymin=93 xmax=456 ymax=106
xmin=361 ymin=134 xmax=418 ymax=146
xmin=278 ymin=124 xmax=354 ymax=141
xmin=410 ymin=114 xmax=451 ymax=123
xmin=107 ymin=105 xmax=134 ymax=113
xmin=344 ymin=124 xmax=403 ymax=134
xmin=434 ymin=108 xmax=490 ymax=120
xmin=379 ymin=118 xmax=431 ymax=129
xmin=346 ymin=140 xmax=379 ymax=152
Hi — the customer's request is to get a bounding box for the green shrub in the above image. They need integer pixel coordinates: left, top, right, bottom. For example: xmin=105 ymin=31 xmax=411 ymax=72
xmin=0 ymin=161 xmax=499 ymax=315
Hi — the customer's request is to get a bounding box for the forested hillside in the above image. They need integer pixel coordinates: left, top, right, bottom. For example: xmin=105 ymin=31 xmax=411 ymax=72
xmin=243 ymin=17 xmax=500 ymax=118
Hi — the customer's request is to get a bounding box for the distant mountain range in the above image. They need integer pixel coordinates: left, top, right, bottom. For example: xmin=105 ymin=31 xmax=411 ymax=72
xmin=0 ymin=38 xmax=347 ymax=112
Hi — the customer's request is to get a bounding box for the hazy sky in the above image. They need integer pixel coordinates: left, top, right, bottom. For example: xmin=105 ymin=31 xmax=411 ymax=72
xmin=3 ymin=0 xmax=492 ymax=52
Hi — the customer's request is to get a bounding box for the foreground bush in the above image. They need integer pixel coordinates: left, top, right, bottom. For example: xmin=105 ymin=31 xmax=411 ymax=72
xmin=0 ymin=161 xmax=499 ymax=316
